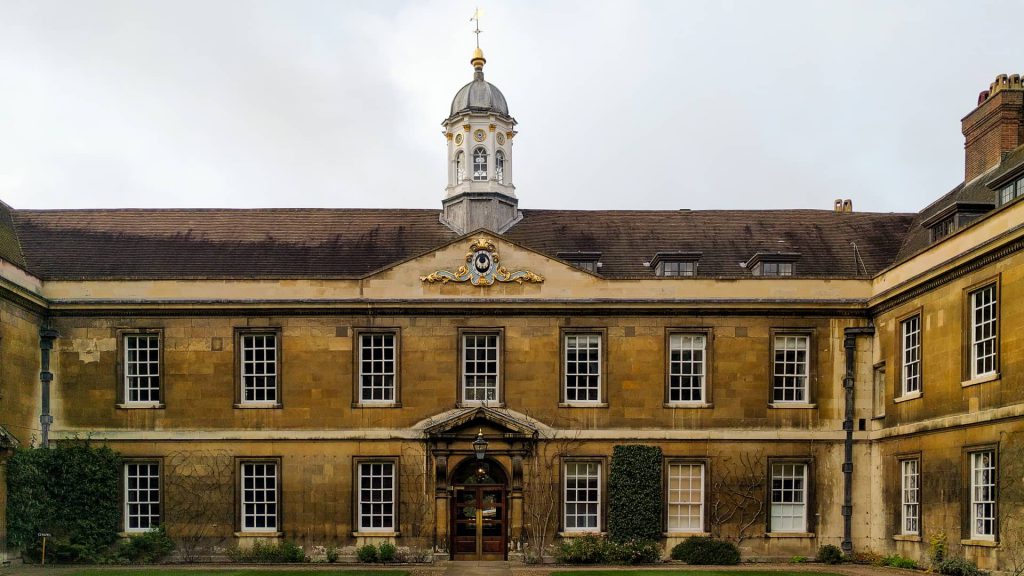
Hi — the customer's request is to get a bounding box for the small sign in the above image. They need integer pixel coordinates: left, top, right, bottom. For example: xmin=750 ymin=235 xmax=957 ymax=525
xmin=37 ymin=533 xmax=51 ymax=538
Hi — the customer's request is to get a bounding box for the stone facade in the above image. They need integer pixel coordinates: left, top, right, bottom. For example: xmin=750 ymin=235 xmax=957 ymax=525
xmin=0 ymin=61 xmax=1022 ymax=572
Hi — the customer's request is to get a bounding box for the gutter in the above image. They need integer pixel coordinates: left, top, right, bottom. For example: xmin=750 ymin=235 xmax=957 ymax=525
xmin=842 ymin=325 xmax=874 ymax=554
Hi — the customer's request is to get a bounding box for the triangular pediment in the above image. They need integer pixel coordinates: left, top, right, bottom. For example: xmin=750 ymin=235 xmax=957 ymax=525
xmin=417 ymin=406 xmax=542 ymax=439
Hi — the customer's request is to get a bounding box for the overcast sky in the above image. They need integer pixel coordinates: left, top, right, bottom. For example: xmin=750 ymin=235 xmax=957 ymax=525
xmin=0 ymin=1 xmax=1020 ymax=214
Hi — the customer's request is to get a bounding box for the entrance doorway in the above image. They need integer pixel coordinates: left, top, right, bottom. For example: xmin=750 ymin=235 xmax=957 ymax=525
xmin=450 ymin=458 xmax=507 ymax=560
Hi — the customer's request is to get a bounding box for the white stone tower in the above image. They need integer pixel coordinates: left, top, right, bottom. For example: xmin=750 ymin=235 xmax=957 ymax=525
xmin=440 ymin=44 xmax=520 ymax=235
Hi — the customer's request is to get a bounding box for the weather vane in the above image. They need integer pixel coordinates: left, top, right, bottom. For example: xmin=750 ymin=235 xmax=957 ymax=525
xmin=471 ymin=7 xmax=483 ymax=48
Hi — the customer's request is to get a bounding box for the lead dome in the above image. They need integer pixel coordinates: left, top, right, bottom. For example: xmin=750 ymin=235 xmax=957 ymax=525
xmin=449 ymin=48 xmax=510 ymax=119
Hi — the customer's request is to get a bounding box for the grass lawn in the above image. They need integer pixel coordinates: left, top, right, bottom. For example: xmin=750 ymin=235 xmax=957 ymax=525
xmin=62 ymin=571 xmax=411 ymax=576
xmin=549 ymin=572 xmax=843 ymax=576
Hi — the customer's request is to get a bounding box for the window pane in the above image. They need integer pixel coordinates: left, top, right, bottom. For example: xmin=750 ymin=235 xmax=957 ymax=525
xmin=565 ymin=334 xmax=601 ymax=403
xmin=971 ymin=451 xmax=996 ymax=539
xmin=242 ymin=462 xmax=278 ymax=532
xmin=360 ymin=333 xmax=396 ymax=402
xmin=900 ymin=316 xmax=921 ymax=396
xmin=564 ymin=462 xmax=601 ymax=531
xmin=970 ymin=286 xmax=998 ymax=379
xmin=901 ymin=459 xmax=920 ymax=535
xmin=241 ymin=334 xmax=278 ymax=403
xmin=124 ymin=462 xmax=160 ymax=531
xmin=463 ymin=334 xmax=500 ymax=403
xmin=669 ymin=334 xmax=705 ymax=403
xmin=773 ymin=335 xmax=809 ymax=403
xmin=770 ymin=463 xmax=807 ymax=533
xmin=125 ymin=334 xmax=161 ymax=403
xmin=359 ymin=462 xmax=395 ymax=531
xmin=667 ymin=463 xmax=704 ymax=532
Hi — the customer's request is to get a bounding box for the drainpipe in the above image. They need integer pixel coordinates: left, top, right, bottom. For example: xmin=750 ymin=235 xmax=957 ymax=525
xmin=842 ymin=325 xmax=874 ymax=554
xmin=39 ymin=324 xmax=59 ymax=448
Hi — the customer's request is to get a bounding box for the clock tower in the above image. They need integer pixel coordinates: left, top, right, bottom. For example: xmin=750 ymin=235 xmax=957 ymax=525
xmin=440 ymin=46 xmax=521 ymax=235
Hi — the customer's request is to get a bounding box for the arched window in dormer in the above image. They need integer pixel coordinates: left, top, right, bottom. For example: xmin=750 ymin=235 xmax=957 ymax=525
xmin=472 ymin=147 xmax=488 ymax=181
xmin=495 ymin=150 xmax=505 ymax=184
xmin=455 ymin=151 xmax=465 ymax=182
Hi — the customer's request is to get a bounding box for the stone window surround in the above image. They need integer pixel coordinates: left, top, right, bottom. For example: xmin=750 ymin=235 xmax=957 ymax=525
xmin=234 ymin=456 xmax=282 ymax=537
xmin=768 ymin=328 xmax=817 ymax=409
xmin=559 ymin=456 xmax=608 ymax=536
xmin=664 ymin=458 xmax=709 ymax=536
xmin=233 ymin=327 xmax=283 ymax=409
xmin=352 ymin=457 xmax=400 ymax=537
xmin=559 ymin=328 xmax=608 ymax=408
xmin=352 ymin=327 xmax=402 ymax=408
xmin=121 ymin=457 xmax=163 ymax=535
xmin=115 ymin=328 xmax=165 ymax=409
xmin=961 ymin=275 xmax=1001 ymax=387
xmin=664 ymin=327 xmax=714 ymax=408
xmin=895 ymin=307 xmax=924 ymax=402
xmin=457 ymin=327 xmax=505 ymax=408
xmin=765 ymin=457 xmax=815 ymax=537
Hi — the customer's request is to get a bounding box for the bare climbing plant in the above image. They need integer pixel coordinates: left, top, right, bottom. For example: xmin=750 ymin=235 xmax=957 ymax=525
xmin=163 ymin=449 xmax=235 ymax=562
xmin=708 ymin=450 xmax=767 ymax=546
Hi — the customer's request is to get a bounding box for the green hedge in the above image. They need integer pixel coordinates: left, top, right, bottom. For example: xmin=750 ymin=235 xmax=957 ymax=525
xmin=6 ymin=442 xmax=121 ymax=561
xmin=608 ymin=445 xmax=662 ymax=542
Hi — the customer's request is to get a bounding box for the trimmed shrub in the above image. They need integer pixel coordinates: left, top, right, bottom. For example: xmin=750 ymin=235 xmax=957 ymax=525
xmin=817 ymin=544 xmax=843 ymax=565
xmin=227 ymin=539 xmax=306 ymax=563
xmin=791 ymin=555 xmax=809 ymax=563
xmin=939 ymin=556 xmax=982 ymax=576
xmin=8 ymin=442 xmax=121 ymax=563
xmin=377 ymin=542 xmax=397 ymax=563
xmin=608 ymin=445 xmax=663 ymax=542
xmin=116 ymin=526 xmax=176 ymax=563
xmin=611 ymin=539 xmax=661 ymax=564
xmin=670 ymin=536 xmax=740 ymax=565
xmin=356 ymin=544 xmax=379 ymax=563
xmin=325 ymin=545 xmax=340 ymax=563
xmin=882 ymin=554 xmax=917 ymax=569
xmin=556 ymin=535 xmax=610 ymax=564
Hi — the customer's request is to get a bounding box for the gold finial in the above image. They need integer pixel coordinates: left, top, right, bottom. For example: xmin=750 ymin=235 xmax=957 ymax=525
xmin=470 ymin=7 xmax=486 ymax=69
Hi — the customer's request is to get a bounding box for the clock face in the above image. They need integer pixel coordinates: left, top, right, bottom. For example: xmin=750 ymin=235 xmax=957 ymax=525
xmin=496 ymin=132 xmax=505 ymax=145
xmin=474 ymin=129 xmax=487 ymax=142
xmin=473 ymin=251 xmax=492 ymax=273
xmin=454 ymin=133 xmax=464 ymax=146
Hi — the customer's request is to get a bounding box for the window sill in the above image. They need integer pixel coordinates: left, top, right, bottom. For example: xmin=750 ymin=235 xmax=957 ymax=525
xmin=352 ymin=531 xmax=399 ymax=538
xmin=962 ymin=373 xmax=1000 ymax=388
xmin=893 ymin=534 xmax=922 ymax=542
xmin=664 ymin=531 xmax=710 ymax=538
xmin=234 ymin=531 xmax=282 ymax=538
xmin=768 ymin=403 xmax=817 ymax=410
xmin=457 ymin=402 xmax=506 ymax=409
xmin=766 ymin=532 xmax=815 ymax=538
xmin=961 ymin=538 xmax=998 ymax=548
xmin=116 ymin=402 xmax=165 ymax=410
xmin=352 ymin=402 xmax=402 ymax=409
xmin=234 ymin=402 xmax=282 ymax=409
xmin=664 ymin=402 xmax=713 ymax=409
xmin=558 ymin=531 xmax=606 ymax=538
xmin=894 ymin=391 xmax=922 ymax=404
xmin=558 ymin=402 xmax=609 ymax=409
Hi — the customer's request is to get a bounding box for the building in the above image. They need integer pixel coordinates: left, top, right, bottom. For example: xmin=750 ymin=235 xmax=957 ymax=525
xmin=0 ymin=43 xmax=1021 ymax=571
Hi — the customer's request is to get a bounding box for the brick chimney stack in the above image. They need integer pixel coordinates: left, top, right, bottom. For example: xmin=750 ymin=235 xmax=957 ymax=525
xmin=962 ymin=74 xmax=1024 ymax=182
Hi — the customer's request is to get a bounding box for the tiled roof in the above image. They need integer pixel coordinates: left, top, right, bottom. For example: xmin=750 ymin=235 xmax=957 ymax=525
xmin=10 ymin=206 xmax=915 ymax=280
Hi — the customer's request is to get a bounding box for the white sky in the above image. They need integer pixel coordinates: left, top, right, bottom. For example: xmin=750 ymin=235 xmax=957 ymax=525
xmin=0 ymin=0 xmax=1020 ymax=213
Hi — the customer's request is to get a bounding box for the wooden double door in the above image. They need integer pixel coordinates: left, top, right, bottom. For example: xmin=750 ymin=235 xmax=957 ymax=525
xmin=451 ymin=484 xmax=507 ymax=560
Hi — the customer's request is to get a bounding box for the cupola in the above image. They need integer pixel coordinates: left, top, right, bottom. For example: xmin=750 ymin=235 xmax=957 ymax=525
xmin=440 ymin=33 xmax=521 ymax=236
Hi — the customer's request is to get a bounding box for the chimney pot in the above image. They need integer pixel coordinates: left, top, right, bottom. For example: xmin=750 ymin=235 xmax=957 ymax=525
xmin=843 ymin=199 xmax=853 ymax=213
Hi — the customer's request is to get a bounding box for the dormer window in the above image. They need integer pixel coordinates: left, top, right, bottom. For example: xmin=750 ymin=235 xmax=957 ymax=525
xmin=472 ymin=147 xmax=488 ymax=181
xmin=996 ymin=174 xmax=1023 ymax=206
xmin=651 ymin=252 xmax=701 ymax=277
xmin=746 ymin=253 xmax=799 ymax=277
xmin=558 ymin=251 xmax=601 ymax=274
xmin=921 ymin=202 xmax=994 ymax=243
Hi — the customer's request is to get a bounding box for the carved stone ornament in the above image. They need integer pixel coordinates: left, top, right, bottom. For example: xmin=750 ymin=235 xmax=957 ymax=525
xmin=421 ymin=238 xmax=544 ymax=286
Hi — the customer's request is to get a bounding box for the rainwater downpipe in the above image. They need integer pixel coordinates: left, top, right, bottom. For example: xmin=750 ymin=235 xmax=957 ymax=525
xmin=842 ymin=325 xmax=874 ymax=554
xmin=39 ymin=323 xmax=59 ymax=448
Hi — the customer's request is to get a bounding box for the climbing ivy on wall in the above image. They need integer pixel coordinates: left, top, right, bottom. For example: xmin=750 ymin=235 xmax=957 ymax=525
xmin=608 ymin=444 xmax=663 ymax=542
xmin=6 ymin=441 xmax=121 ymax=560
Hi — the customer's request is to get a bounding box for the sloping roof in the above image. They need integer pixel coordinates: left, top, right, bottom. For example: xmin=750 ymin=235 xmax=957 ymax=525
xmin=0 ymin=200 xmax=26 ymax=269
xmin=10 ymin=207 xmax=914 ymax=280
xmin=894 ymin=144 xmax=1024 ymax=261
xmin=505 ymin=209 xmax=915 ymax=277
